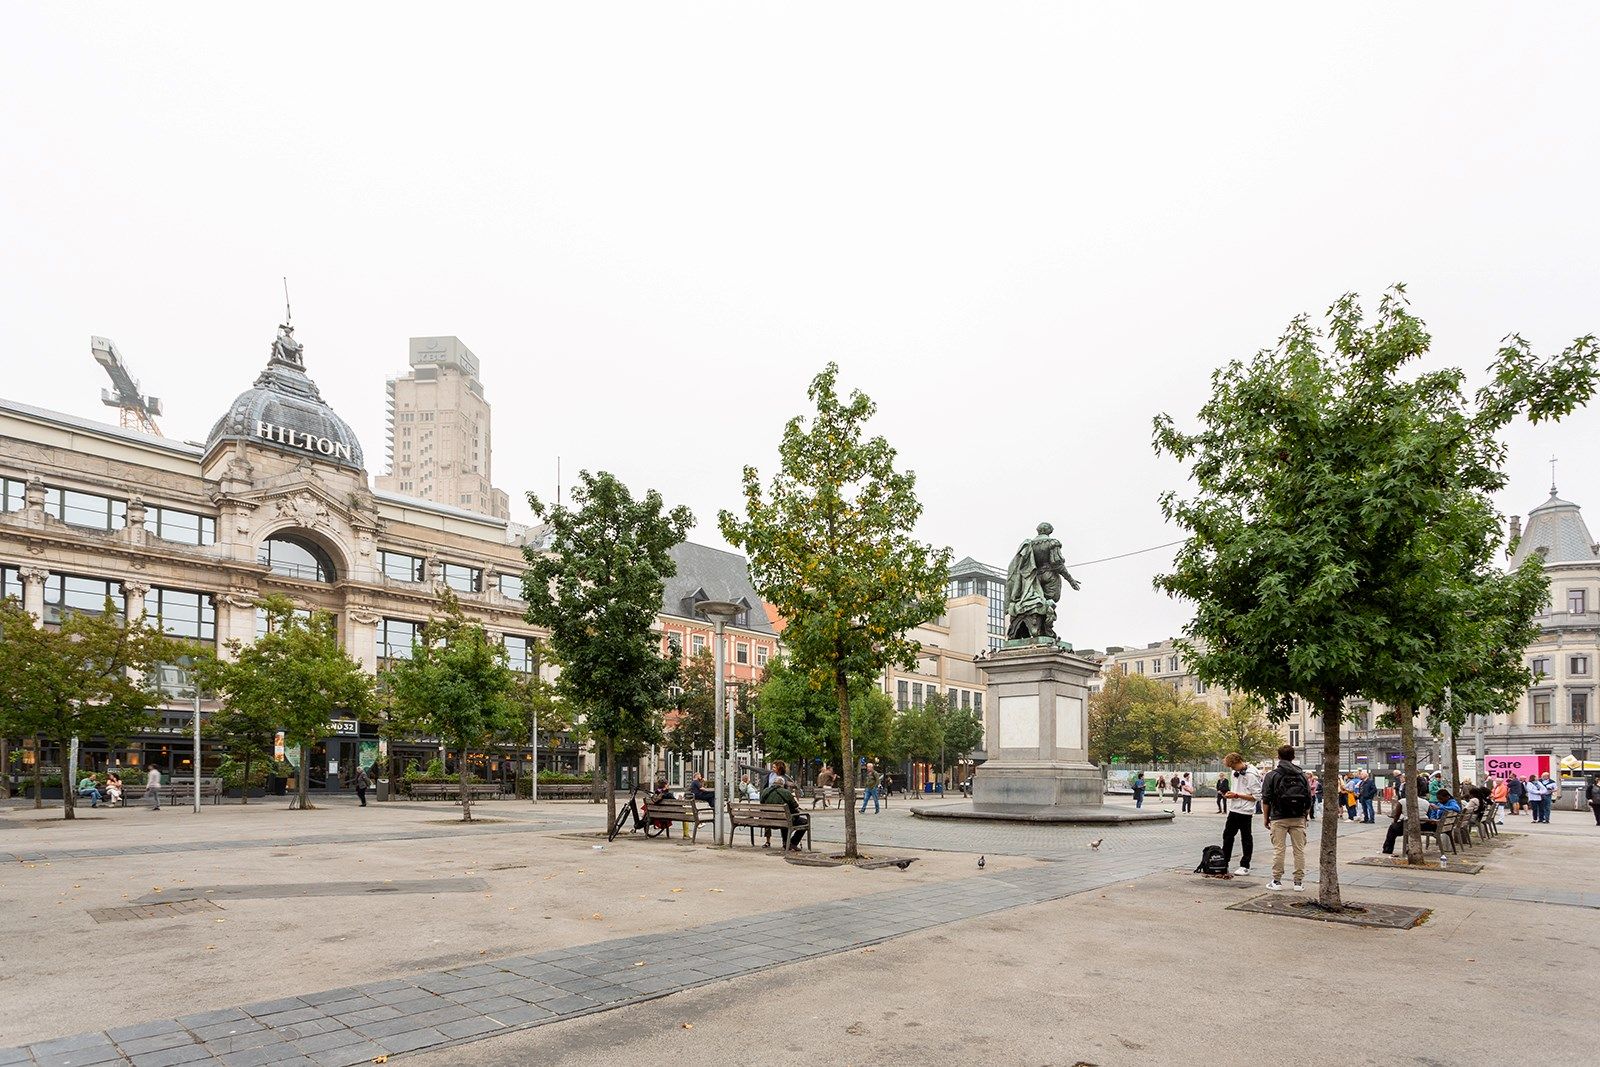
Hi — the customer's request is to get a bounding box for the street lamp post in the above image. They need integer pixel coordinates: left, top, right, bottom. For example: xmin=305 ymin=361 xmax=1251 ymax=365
xmin=695 ymin=601 xmax=742 ymax=847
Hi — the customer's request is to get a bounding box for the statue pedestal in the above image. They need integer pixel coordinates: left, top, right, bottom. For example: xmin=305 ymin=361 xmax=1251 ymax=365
xmin=912 ymin=641 xmax=1170 ymax=824
xmin=971 ymin=641 xmax=1102 ymax=810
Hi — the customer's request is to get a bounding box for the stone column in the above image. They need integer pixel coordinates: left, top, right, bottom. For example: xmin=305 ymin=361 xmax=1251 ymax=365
xmin=348 ymin=608 xmax=380 ymax=675
xmin=18 ymin=565 xmax=47 ymax=623
xmin=120 ymin=579 xmax=150 ymax=620
xmin=215 ymin=592 xmax=259 ymax=658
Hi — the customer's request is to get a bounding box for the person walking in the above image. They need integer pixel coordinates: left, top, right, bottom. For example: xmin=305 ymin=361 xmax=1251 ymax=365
xmin=1491 ymin=777 xmax=1509 ymax=818
xmin=1132 ymin=771 xmax=1147 ymax=809
xmin=145 ymin=766 xmax=162 ymax=810
xmin=1306 ymin=773 xmax=1319 ymax=821
xmin=1587 ymin=776 xmax=1600 ymax=826
xmin=354 ymin=764 xmax=370 ymax=807
xmin=859 ymin=762 xmax=881 ymax=814
xmin=1180 ymin=772 xmax=1193 ymax=813
xmin=816 ymin=764 xmax=837 ymax=808
xmin=1214 ymin=772 xmax=1229 ymax=814
xmin=1220 ymin=753 xmax=1261 ymax=876
xmin=1358 ymin=769 xmax=1377 ymax=824
xmin=1261 ymin=745 xmax=1311 ymax=892
xmin=1156 ymin=774 xmax=1168 ymax=799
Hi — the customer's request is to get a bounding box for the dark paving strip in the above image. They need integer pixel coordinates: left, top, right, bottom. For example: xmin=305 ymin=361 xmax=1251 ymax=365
xmin=137 ymin=878 xmax=491 ymax=904
xmin=90 ymin=898 xmax=224 ymax=924
xmin=0 ymin=857 xmax=1173 ymax=1065
xmin=2 ymin=821 xmax=580 ymax=864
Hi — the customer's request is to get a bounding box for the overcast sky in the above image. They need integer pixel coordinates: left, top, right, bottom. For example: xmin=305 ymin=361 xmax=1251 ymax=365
xmin=3 ymin=3 xmax=1596 ymax=650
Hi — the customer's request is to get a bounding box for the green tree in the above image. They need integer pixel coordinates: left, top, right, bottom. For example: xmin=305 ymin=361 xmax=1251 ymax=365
xmin=1088 ymin=666 xmax=1168 ymax=766
xmin=755 ymin=657 xmax=838 ymax=771
xmin=721 ymin=363 xmax=950 ymax=859
xmin=522 ymin=470 xmax=692 ymax=830
xmin=384 ymin=593 xmax=520 ymax=823
xmin=201 ymin=694 xmax=278 ymax=805
xmin=1212 ymin=697 xmax=1282 ymax=766
xmin=200 ymin=596 xmax=373 ymax=811
xmin=1125 ymin=689 xmax=1216 ymax=767
xmin=1155 ymin=287 xmax=1595 ymax=907
xmin=0 ymin=598 xmax=177 ymax=819
xmin=665 ymin=649 xmax=717 ymax=758
xmin=937 ymin=695 xmax=986 ymax=784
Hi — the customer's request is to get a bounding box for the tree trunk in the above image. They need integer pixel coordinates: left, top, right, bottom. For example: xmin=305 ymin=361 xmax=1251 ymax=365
xmin=603 ymin=736 xmax=617 ymax=833
xmin=1447 ymin=725 xmax=1461 ymax=795
xmin=836 ymin=667 xmax=857 ymax=860
xmin=0 ymin=736 xmax=10 ymax=800
xmin=1316 ymin=703 xmax=1343 ymax=910
xmin=1398 ymin=701 xmax=1423 ymax=864
xmin=459 ymin=746 xmax=473 ymax=823
xmin=297 ymin=744 xmax=311 ymax=810
xmin=61 ymin=736 xmax=75 ymax=820
xmin=33 ymin=737 xmax=43 ymax=808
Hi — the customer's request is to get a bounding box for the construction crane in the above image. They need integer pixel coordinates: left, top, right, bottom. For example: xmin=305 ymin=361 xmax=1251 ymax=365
xmin=90 ymin=336 xmax=164 ymax=436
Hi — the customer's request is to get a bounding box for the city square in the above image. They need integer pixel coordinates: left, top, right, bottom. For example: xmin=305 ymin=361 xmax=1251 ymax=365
xmin=1 ymin=795 xmax=1596 ymax=1065
xmin=4 ymin=4 xmax=1600 ymax=1066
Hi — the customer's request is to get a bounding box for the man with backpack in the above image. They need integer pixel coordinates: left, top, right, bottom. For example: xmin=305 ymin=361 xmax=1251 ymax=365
xmin=1261 ymin=745 xmax=1311 ymax=892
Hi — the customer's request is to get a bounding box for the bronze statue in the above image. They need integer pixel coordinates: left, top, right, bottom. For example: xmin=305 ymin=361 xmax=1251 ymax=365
xmin=270 ymin=323 xmax=305 ymax=368
xmin=1005 ymin=522 xmax=1079 ymax=640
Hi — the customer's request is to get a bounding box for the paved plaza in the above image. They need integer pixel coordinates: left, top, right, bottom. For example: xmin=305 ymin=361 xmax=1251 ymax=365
xmin=2 ymin=795 xmax=1596 ymax=1066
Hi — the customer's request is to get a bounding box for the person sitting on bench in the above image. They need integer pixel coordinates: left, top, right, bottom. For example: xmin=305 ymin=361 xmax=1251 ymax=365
xmin=688 ymin=771 xmax=714 ymax=805
xmin=1383 ymin=787 xmax=1460 ymax=854
xmin=760 ymin=773 xmax=809 ymax=851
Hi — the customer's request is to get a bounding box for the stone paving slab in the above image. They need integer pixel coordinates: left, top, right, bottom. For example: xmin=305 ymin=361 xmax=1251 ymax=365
xmin=2 ymin=821 xmax=579 ymax=865
xmin=0 ymin=855 xmax=1166 ymax=1065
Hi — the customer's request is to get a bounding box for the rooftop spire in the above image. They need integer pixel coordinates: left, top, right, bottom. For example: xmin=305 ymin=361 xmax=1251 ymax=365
xmin=1550 ymin=454 xmax=1558 ymax=497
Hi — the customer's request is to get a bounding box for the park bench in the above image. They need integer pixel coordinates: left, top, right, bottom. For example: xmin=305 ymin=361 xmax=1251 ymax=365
xmin=408 ymin=782 xmax=505 ymax=802
xmin=530 ymin=783 xmax=595 ymax=800
xmin=635 ymin=797 xmax=710 ymax=841
xmin=727 ymin=801 xmax=812 ymax=851
xmin=801 ymin=786 xmax=842 ymax=809
xmin=116 ymin=781 xmax=223 ymax=806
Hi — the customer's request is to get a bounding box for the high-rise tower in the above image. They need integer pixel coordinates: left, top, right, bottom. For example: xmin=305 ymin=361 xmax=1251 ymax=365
xmin=375 ymin=336 xmax=510 ymax=519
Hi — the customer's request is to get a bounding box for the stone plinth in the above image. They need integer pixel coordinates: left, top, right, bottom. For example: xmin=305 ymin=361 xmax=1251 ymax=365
xmin=970 ymin=640 xmax=1102 ymax=811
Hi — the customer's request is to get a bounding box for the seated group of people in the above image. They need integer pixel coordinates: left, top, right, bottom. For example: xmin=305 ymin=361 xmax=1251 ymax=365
xmin=76 ymin=771 xmax=125 ymax=808
xmin=653 ymin=762 xmax=809 ymax=850
xmin=1381 ymin=779 xmax=1492 ymax=854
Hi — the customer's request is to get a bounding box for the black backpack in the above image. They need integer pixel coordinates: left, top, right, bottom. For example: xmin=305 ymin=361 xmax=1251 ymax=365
xmin=1266 ymin=766 xmax=1311 ymax=818
xmin=1195 ymin=844 xmax=1228 ymax=875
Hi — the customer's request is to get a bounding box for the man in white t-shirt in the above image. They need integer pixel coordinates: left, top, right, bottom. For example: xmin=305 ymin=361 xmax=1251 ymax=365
xmin=1221 ymin=752 xmax=1261 ymax=875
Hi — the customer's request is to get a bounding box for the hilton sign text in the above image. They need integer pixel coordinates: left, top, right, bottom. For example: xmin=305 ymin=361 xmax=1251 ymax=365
xmin=256 ymin=421 xmax=353 ymax=462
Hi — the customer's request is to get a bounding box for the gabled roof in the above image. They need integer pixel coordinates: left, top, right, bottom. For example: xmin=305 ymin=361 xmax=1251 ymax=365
xmin=660 ymin=541 xmax=774 ymax=633
xmin=1511 ymin=490 xmax=1599 ymax=567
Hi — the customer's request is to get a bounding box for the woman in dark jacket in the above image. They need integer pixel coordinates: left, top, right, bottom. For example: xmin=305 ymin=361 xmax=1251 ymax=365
xmin=1587 ymin=777 xmax=1600 ymax=826
xmin=1507 ymin=775 xmax=1526 ymax=815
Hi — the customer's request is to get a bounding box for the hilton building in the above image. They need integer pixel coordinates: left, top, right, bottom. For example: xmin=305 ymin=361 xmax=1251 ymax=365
xmin=0 ymin=322 xmax=783 ymax=794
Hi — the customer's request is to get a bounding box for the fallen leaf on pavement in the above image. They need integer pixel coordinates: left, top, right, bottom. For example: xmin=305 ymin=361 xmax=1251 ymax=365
xmin=681 ymin=1023 xmax=693 ymax=1030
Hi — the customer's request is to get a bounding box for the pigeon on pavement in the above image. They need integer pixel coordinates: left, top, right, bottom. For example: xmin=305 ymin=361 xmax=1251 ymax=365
xmin=1089 ymin=838 xmax=1104 ymax=851
xmin=977 ymin=855 xmax=986 ymax=869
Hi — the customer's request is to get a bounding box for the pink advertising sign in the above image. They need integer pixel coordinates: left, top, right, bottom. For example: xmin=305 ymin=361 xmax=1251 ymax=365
xmin=1483 ymin=754 xmax=1548 ymax=780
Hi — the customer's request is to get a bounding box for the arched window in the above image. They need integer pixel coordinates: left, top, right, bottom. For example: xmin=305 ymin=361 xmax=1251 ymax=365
xmin=258 ymin=533 xmax=335 ymax=583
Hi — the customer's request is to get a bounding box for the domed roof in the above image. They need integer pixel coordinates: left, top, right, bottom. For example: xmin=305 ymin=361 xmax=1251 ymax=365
xmin=1511 ymin=488 xmax=1599 ymax=567
xmin=206 ymin=324 xmax=365 ymax=471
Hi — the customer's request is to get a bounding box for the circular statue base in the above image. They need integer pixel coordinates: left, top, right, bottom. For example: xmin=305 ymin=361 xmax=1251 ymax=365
xmin=910 ymin=803 xmax=1174 ymax=825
